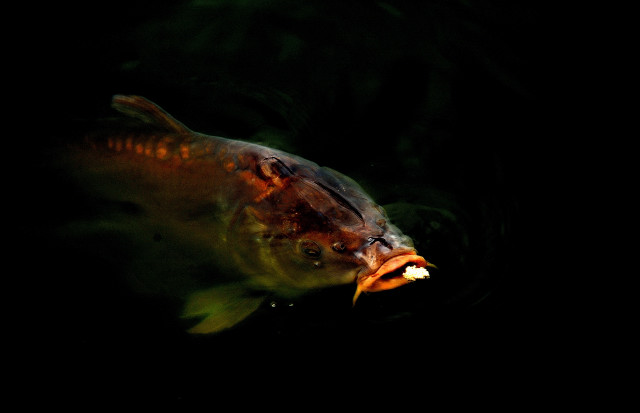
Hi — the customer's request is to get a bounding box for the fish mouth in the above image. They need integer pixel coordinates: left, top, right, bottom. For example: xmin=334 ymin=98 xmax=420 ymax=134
xmin=353 ymin=253 xmax=434 ymax=305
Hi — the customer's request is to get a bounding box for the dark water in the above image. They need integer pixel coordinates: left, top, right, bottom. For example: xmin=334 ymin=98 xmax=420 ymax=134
xmin=19 ymin=0 xmax=559 ymax=403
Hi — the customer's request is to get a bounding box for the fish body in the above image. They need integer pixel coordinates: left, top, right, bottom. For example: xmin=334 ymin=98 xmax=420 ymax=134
xmin=62 ymin=95 xmax=433 ymax=333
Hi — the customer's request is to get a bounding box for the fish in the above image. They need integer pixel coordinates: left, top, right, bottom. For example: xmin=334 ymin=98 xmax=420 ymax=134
xmin=59 ymin=95 xmax=435 ymax=334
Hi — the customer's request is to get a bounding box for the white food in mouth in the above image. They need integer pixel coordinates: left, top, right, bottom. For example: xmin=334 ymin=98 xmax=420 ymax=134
xmin=402 ymin=265 xmax=430 ymax=281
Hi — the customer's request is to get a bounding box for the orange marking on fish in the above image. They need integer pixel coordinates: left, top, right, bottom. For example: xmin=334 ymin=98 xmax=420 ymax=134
xmin=180 ymin=144 xmax=190 ymax=160
xmin=253 ymin=186 xmax=277 ymax=203
xmin=135 ymin=143 xmax=144 ymax=154
xmin=237 ymin=170 xmax=271 ymax=199
xmin=156 ymin=142 xmax=168 ymax=159
xmin=224 ymin=159 xmax=236 ymax=172
xmin=125 ymin=137 xmax=133 ymax=151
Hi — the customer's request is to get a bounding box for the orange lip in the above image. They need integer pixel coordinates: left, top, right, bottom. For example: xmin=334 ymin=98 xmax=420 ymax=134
xmin=353 ymin=254 xmax=431 ymax=305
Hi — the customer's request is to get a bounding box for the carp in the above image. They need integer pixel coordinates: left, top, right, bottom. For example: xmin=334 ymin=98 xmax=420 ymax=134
xmin=61 ymin=95 xmax=435 ymax=333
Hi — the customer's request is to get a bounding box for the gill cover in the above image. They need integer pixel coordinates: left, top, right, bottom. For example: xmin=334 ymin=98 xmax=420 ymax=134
xmin=226 ymin=161 xmax=365 ymax=293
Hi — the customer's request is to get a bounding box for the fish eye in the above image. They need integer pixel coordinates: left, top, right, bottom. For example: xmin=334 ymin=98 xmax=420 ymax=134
xmin=300 ymin=240 xmax=321 ymax=258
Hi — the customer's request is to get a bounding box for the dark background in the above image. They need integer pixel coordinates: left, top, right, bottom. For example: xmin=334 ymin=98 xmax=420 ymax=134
xmin=19 ymin=0 xmax=563 ymax=403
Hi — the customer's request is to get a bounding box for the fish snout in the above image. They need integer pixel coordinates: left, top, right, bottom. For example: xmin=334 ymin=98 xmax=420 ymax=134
xmin=356 ymin=240 xmax=410 ymax=273
xmin=353 ymin=241 xmax=435 ymax=305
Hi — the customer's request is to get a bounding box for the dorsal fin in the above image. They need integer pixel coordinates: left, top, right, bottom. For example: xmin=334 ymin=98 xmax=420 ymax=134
xmin=111 ymin=95 xmax=191 ymax=134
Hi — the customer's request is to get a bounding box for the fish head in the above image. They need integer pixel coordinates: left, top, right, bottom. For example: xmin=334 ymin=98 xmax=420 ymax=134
xmin=229 ymin=154 xmax=434 ymax=300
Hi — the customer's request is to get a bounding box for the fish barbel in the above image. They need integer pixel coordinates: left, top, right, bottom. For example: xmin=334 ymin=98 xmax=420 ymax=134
xmin=61 ymin=95 xmax=435 ymax=333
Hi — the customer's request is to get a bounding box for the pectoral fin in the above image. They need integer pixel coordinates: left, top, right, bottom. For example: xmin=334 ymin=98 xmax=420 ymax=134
xmin=183 ymin=284 xmax=265 ymax=334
